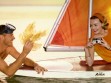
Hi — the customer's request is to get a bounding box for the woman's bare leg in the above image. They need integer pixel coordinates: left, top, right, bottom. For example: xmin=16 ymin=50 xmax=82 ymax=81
xmin=84 ymin=46 xmax=94 ymax=66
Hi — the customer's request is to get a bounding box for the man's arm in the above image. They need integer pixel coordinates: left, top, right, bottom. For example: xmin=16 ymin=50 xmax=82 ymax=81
xmin=0 ymin=52 xmax=27 ymax=77
xmin=0 ymin=41 xmax=33 ymax=77
xmin=23 ymin=58 xmax=47 ymax=74
xmin=8 ymin=43 xmax=47 ymax=75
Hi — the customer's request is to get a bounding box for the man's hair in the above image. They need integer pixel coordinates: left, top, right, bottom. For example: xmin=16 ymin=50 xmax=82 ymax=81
xmin=0 ymin=23 xmax=16 ymax=34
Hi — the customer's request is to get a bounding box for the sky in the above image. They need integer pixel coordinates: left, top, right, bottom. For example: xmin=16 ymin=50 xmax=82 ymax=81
xmin=0 ymin=0 xmax=65 ymax=6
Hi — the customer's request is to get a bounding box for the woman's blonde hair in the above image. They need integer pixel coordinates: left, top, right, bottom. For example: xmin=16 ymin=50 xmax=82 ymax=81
xmin=90 ymin=13 xmax=109 ymax=30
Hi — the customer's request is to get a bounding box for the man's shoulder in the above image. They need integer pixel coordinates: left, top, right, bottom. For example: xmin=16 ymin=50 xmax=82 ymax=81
xmin=6 ymin=46 xmax=15 ymax=53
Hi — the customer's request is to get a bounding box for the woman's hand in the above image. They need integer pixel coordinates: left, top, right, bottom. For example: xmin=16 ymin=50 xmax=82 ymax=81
xmin=34 ymin=63 xmax=48 ymax=75
xmin=86 ymin=42 xmax=94 ymax=48
xmin=100 ymin=38 xmax=111 ymax=50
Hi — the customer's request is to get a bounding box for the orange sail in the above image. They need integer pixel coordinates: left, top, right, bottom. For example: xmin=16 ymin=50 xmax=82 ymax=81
xmin=51 ymin=0 xmax=89 ymax=46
